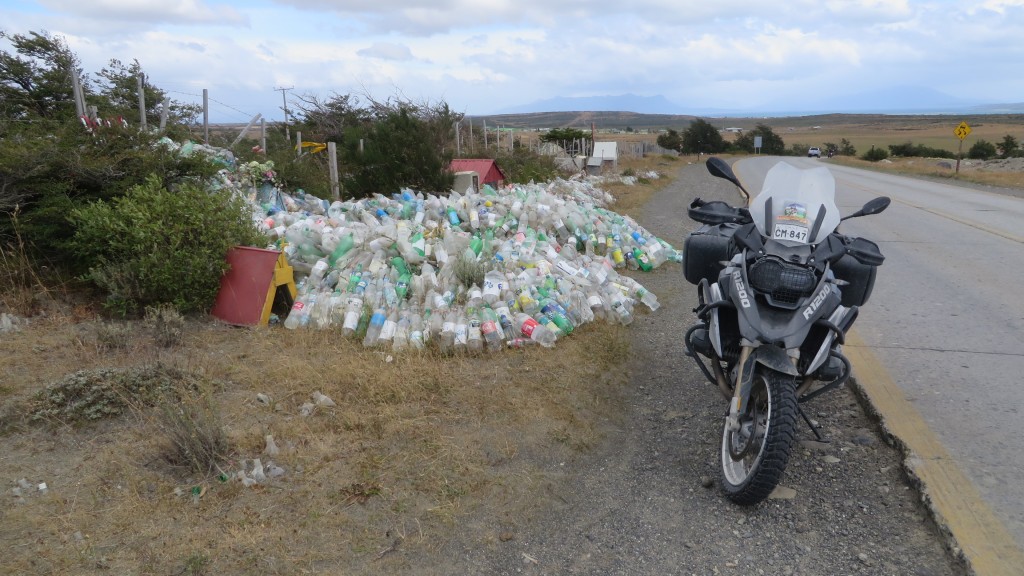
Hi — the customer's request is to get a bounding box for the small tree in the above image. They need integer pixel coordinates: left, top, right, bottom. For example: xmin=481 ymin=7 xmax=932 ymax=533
xmin=541 ymin=127 xmax=590 ymax=155
xmin=681 ymin=118 xmax=726 ymax=154
xmin=0 ymin=30 xmax=79 ymax=121
xmin=656 ymin=129 xmax=683 ymax=153
xmin=967 ymin=139 xmax=997 ymax=160
xmin=734 ymin=124 xmax=785 ymax=154
xmin=839 ymin=138 xmax=857 ymax=156
xmin=997 ymin=134 xmax=1019 ymax=159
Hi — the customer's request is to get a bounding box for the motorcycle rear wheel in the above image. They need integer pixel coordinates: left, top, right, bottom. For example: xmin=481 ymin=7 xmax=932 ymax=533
xmin=720 ymin=367 xmax=798 ymax=505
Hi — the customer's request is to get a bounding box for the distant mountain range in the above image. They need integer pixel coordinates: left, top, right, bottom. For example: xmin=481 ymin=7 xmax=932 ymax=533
xmin=492 ymin=88 xmax=1024 ymax=117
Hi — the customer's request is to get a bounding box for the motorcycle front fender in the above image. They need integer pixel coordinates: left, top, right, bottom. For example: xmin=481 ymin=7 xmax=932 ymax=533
xmin=736 ymin=345 xmax=799 ymax=413
xmin=751 ymin=345 xmax=799 ymax=377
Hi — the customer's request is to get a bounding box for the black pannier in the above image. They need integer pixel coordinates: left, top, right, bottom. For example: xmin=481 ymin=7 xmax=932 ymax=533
xmin=831 ymin=254 xmax=877 ymax=307
xmin=683 ymin=223 xmax=739 ymax=285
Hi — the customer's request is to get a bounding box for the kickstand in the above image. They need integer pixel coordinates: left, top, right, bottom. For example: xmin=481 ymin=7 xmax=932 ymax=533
xmin=797 ymin=405 xmax=829 ymax=443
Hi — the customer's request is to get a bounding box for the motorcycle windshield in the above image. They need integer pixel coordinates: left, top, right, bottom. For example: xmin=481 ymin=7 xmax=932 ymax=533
xmin=748 ymin=162 xmax=840 ymax=246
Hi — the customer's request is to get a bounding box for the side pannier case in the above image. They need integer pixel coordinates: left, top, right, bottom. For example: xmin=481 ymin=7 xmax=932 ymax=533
xmin=683 ymin=224 xmax=738 ymax=285
xmin=831 ymin=254 xmax=877 ymax=307
xmin=683 ymin=199 xmax=746 ymax=286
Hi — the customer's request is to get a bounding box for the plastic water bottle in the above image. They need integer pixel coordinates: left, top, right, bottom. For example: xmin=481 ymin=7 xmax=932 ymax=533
xmin=514 ymin=312 xmax=556 ymax=347
xmin=342 ymin=295 xmax=362 ymax=336
xmin=454 ymin=312 xmax=469 ymax=353
xmin=540 ymin=298 xmax=574 ymax=335
xmin=467 ymin=308 xmax=483 ymax=354
xmin=439 ymin=311 xmax=456 ymax=354
xmin=480 ymin=306 xmax=504 ymax=352
xmin=494 ymin=301 xmax=516 ymax=338
xmin=376 ymin=307 xmax=397 ymax=346
xmin=408 ymin=312 xmax=425 ymax=349
xmin=308 ymin=258 xmax=329 ymax=288
xmin=362 ymin=298 xmax=387 ymax=347
xmin=283 ymin=292 xmax=309 ymax=330
xmin=392 ymin=311 xmax=410 ymax=351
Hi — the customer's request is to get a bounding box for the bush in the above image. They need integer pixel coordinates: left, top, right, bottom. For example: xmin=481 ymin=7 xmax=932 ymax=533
xmin=968 ymin=139 xmax=997 ymax=160
xmin=862 ymin=147 xmax=889 ymax=162
xmin=70 ymin=175 xmax=266 ymax=315
xmin=489 ymin=146 xmax=560 ymax=184
xmin=888 ymin=141 xmax=955 ymax=159
xmin=0 ymin=124 xmax=223 ymax=266
xmin=29 ymin=364 xmax=203 ymax=424
xmin=157 ymin=392 xmax=230 ymax=475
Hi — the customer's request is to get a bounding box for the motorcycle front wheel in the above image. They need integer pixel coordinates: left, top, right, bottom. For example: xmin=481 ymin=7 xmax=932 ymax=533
xmin=720 ymin=367 xmax=798 ymax=505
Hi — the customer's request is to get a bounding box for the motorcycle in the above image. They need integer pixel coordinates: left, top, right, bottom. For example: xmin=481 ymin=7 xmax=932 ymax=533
xmin=683 ymin=157 xmax=890 ymax=505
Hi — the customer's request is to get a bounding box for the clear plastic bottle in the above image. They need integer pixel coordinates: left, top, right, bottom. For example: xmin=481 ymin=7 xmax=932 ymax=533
xmin=408 ymin=311 xmax=425 ymax=350
xmin=453 ymin=312 xmax=469 ymax=353
xmin=392 ymin=309 xmax=410 ymax=350
xmin=377 ymin=306 xmax=397 ymax=346
xmin=341 ymin=293 xmax=363 ymax=337
xmin=540 ymin=298 xmax=574 ymax=335
xmin=362 ymin=296 xmax=387 ymax=347
xmin=514 ymin=312 xmax=556 ymax=347
xmin=439 ymin=311 xmax=456 ymax=354
xmin=483 ymin=270 xmax=504 ymax=304
xmin=283 ymin=290 xmax=310 ymax=330
xmin=467 ymin=308 xmax=483 ymax=354
xmin=494 ymin=300 xmax=516 ymax=339
xmin=480 ymin=306 xmax=504 ymax=352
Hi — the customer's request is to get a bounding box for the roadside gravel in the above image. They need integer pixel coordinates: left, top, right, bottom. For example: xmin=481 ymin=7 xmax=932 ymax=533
xmin=424 ymin=160 xmax=967 ymax=576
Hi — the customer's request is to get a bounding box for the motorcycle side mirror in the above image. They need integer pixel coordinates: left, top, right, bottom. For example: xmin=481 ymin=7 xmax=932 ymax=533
xmin=841 ymin=196 xmax=891 ymax=221
xmin=705 ymin=157 xmax=749 ymax=196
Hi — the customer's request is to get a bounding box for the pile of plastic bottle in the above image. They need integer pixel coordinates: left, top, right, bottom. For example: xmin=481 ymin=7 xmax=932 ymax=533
xmin=155 ymin=137 xmax=679 ymax=352
xmin=258 ymin=178 xmax=681 ymax=353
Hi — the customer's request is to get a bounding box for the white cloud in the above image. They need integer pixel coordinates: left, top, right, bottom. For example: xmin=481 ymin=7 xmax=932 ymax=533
xmin=37 ymin=0 xmax=248 ymax=26
xmin=357 ymin=42 xmax=414 ymax=61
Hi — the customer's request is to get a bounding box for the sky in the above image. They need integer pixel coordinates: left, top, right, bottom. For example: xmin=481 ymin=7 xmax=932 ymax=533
xmin=2 ymin=0 xmax=1024 ymax=123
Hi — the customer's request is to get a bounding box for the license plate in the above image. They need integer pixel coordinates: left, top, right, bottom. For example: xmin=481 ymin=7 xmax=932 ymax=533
xmin=773 ymin=223 xmax=809 ymax=242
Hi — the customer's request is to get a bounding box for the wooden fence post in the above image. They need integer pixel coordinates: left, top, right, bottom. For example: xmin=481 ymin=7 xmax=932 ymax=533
xmin=328 ymin=142 xmax=340 ymax=200
xmin=203 ymin=88 xmax=209 ymax=144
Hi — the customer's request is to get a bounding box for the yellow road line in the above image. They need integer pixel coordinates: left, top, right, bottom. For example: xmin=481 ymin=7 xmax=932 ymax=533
xmin=846 ymin=330 xmax=1024 ymax=576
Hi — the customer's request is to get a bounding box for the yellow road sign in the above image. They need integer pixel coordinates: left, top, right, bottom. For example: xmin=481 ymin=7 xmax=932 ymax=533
xmin=955 ymin=121 xmax=972 ymax=141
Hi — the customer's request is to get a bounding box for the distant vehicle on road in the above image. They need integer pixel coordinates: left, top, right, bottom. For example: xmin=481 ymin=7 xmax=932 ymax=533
xmin=808 ymin=147 xmax=821 ymax=158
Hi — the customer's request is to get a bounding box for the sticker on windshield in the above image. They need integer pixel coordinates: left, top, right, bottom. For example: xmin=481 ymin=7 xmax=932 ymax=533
xmin=773 ymin=201 xmax=810 ymax=242
xmin=780 ymin=202 xmax=808 ymax=225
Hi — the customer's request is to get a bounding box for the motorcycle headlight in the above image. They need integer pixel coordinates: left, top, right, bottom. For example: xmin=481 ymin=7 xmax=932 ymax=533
xmin=748 ymin=257 xmax=817 ymax=306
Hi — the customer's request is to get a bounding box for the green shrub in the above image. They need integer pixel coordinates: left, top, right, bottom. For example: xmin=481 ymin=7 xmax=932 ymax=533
xmin=495 ymin=146 xmax=560 ymax=184
xmin=967 ymin=139 xmax=997 ymax=160
xmin=888 ymin=141 xmax=955 ymax=159
xmin=70 ymin=175 xmax=266 ymax=315
xmin=861 ymin=147 xmax=890 ymax=162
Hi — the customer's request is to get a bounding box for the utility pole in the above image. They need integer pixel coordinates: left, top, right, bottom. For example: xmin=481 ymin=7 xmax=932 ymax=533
xmin=274 ymin=86 xmax=293 ymax=142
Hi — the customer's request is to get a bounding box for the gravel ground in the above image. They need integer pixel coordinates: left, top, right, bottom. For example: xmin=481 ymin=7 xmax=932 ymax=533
xmin=418 ymin=160 xmax=967 ymax=576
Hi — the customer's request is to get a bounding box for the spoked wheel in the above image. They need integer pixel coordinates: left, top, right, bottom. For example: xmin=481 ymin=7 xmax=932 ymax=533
xmin=721 ymin=367 xmax=798 ymax=505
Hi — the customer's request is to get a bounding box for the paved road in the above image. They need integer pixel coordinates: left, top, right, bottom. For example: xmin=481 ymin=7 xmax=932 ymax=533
xmin=737 ymin=157 xmax=1024 ymax=570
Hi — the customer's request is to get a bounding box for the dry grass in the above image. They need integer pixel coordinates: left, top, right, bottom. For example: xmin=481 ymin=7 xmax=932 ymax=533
xmin=600 ymin=153 xmax=682 ymax=218
xmin=0 ymin=309 xmax=634 ymax=575
xmin=830 ymin=155 xmax=1024 ymax=190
